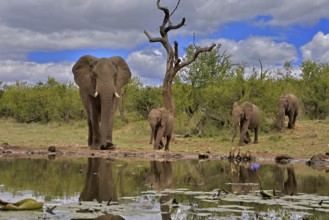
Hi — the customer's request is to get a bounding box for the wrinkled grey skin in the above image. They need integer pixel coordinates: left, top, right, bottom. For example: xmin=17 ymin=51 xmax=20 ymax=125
xmin=232 ymin=101 xmax=260 ymax=146
xmin=72 ymin=55 xmax=131 ymax=150
xmin=147 ymin=108 xmax=174 ymax=150
xmin=278 ymin=93 xmax=299 ymax=130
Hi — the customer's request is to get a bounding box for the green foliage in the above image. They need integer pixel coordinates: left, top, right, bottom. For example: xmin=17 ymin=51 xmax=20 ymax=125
xmin=125 ymin=77 xmax=163 ymax=119
xmin=300 ymin=60 xmax=329 ymax=119
xmin=0 ymin=78 xmax=83 ymax=123
xmin=0 ymin=49 xmax=329 ymax=137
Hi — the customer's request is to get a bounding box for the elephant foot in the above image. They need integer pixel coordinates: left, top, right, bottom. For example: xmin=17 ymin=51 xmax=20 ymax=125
xmin=253 ymin=140 xmax=258 ymax=144
xmin=90 ymin=145 xmax=100 ymax=150
xmin=238 ymin=142 xmax=245 ymax=146
xmin=100 ymin=142 xmax=116 ymax=150
xmin=244 ymin=139 xmax=250 ymax=144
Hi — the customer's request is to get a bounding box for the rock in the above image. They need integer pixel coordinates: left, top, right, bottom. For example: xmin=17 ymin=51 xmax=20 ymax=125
xmin=275 ymin=155 xmax=293 ymax=164
xmin=198 ymin=153 xmax=209 ymax=159
xmin=48 ymin=146 xmax=56 ymax=152
xmin=306 ymin=153 xmax=329 ymax=168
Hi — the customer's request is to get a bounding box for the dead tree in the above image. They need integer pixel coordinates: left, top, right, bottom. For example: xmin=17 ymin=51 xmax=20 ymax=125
xmin=144 ymin=0 xmax=216 ymax=116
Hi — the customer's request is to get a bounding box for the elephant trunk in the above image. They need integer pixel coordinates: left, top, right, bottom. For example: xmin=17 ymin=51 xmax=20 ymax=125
xmin=150 ymin=125 xmax=155 ymax=144
xmin=99 ymin=82 xmax=114 ymax=148
xmin=232 ymin=119 xmax=239 ymax=142
xmin=278 ymin=107 xmax=285 ymax=130
xmin=278 ymin=112 xmax=285 ymax=130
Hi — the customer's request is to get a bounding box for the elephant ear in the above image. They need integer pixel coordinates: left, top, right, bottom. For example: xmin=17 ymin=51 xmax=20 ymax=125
xmin=110 ymin=56 xmax=132 ymax=93
xmin=242 ymin=102 xmax=253 ymax=120
xmin=72 ymin=55 xmax=98 ymax=97
xmin=160 ymin=108 xmax=169 ymax=126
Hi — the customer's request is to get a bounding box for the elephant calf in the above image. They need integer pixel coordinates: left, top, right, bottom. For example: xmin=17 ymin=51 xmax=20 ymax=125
xmin=148 ymin=108 xmax=174 ymax=150
xmin=232 ymin=101 xmax=260 ymax=146
xmin=278 ymin=93 xmax=299 ymax=130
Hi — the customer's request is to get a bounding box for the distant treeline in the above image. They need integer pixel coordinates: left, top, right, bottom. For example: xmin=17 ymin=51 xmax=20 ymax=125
xmin=1 ymin=45 xmax=329 ymax=134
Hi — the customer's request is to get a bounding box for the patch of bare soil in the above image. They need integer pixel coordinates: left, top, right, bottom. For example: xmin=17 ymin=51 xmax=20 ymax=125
xmin=0 ymin=144 xmax=289 ymax=164
xmin=0 ymin=145 xmax=220 ymax=160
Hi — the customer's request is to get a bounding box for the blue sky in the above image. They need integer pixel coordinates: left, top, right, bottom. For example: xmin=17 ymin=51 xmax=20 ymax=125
xmin=1 ymin=0 xmax=329 ymax=85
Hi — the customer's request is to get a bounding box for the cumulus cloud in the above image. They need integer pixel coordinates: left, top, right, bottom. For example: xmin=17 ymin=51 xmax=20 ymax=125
xmin=203 ymin=36 xmax=298 ymax=66
xmin=0 ymin=0 xmax=328 ymax=84
xmin=1 ymin=0 xmax=328 ymax=57
xmin=126 ymin=48 xmax=166 ymax=85
xmin=301 ymin=31 xmax=329 ymax=62
xmin=0 ymin=60 xmax=73 ymax=84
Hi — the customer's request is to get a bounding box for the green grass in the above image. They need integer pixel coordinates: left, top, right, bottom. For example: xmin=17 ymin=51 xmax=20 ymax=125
xmin=0 ymin=118 xmax=327 ymax=158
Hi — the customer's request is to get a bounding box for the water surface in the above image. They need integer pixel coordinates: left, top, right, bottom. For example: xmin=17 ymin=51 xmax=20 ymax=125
xmin=0 ymin=157 xmax=328 ymax=219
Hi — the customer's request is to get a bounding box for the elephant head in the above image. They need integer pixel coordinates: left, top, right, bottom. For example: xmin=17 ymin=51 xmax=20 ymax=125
xmin=72 ymin=55 xmax=132 ymax=149
xmin=148 ymin=108 xmax=174 ymax=150
xmin=148 ymin=108 xmax=166 ymax=144
xmin=231 ymin=101 xmax=253 ymax=143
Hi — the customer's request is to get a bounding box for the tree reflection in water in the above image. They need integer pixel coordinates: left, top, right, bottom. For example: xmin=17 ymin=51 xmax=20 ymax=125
xmin=275 ymin=165 xmax=297 ymax=196
xmin=229 ymin=162 xmax=298 ymax=196
xmin=148 ymin=160 xmax=173 ymax=220
xmin=230 ymin=162 xmax=259 ymax=194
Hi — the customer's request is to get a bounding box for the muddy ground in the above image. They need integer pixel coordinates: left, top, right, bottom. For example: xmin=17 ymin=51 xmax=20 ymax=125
xmin=0 ymin=144 xmax=300 ymax=161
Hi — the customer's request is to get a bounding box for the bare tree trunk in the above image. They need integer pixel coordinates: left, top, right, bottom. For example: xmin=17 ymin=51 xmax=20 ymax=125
xmin=163 ymin=64 xmax=175 ymax=114
xmin=145 ymin=0 xmax=216 ymax=116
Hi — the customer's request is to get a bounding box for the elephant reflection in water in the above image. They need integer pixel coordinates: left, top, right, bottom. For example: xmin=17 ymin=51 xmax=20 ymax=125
xmin=230 ymin=162 xmax=259 ymax=194
xmin=80 ymin=158 xmax=117 ymax=202
xmin=79 ymin=158 xmax=124 ymax=220
xmin=148 ymin=161 xmax=173 ymax=220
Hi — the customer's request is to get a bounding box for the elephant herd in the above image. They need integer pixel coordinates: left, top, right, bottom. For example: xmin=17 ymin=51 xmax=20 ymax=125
xmin=72 ymin=55 xmax=299 ymax=150
xmin=231 ymin=93 xmax=299 ymax=146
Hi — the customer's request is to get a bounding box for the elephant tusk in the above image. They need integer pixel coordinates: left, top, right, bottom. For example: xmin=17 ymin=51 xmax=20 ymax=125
xmin=94 ymin=92 xmax=99 ymax=97
xmin=114 ymin=92 xmax=120 ymax=98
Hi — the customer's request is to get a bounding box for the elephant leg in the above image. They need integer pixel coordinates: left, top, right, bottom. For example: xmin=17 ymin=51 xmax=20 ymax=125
xmin=159 ymin=140 xmax=164 ymax=149
xmin=238 ymin=122 xmax=249 ymax=146
xmin=154 ymin=127 xmax=164 ymax=150
xmin=87 ymin=118 xmax=93 ymax=146
xmin=291 ymin=111 xmax=298 ymax=128
xmin=164 ymin=134 xmax=171 ymax=151
xmin=244 ymin=131 xmax=251 ymax=144
xmin=80 ymin=91 xmax=93 ymax=146
xmin=253 ymin=127 xmax=259 ymax=144
xmin=288 ymin=113 xmax=294 ymax=129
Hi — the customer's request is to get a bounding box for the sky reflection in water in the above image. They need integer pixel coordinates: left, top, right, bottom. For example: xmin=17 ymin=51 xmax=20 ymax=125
xmin=0 ymin=158 xmax=328 ymax=219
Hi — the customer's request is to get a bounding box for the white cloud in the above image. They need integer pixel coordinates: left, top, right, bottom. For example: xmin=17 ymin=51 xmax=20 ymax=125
xmin=126 ymin=48 xmax=166 ymax=85
xmin=0 ymin=0 xmax=328 ymax=85
xmin=0 ymin=60 xmax=73 ymax=84
xmin=1 ymin=0 xmax=328 ymax=58
xmin=301 ymin=31 xmax=329 ymax=62
xmin=204 ymin=37 xmax=298 ymax=66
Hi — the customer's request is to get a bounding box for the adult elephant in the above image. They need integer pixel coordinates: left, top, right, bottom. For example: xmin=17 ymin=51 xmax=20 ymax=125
xmin=147 ymin=107 xmax=174 ymax=150
xmin=278 ymin=93 xmax=298 ymax=130
xmin=72 ymin=55 xmax=131 ymax=150
xmin=232 ymin=101 xmax=260 ymax=146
